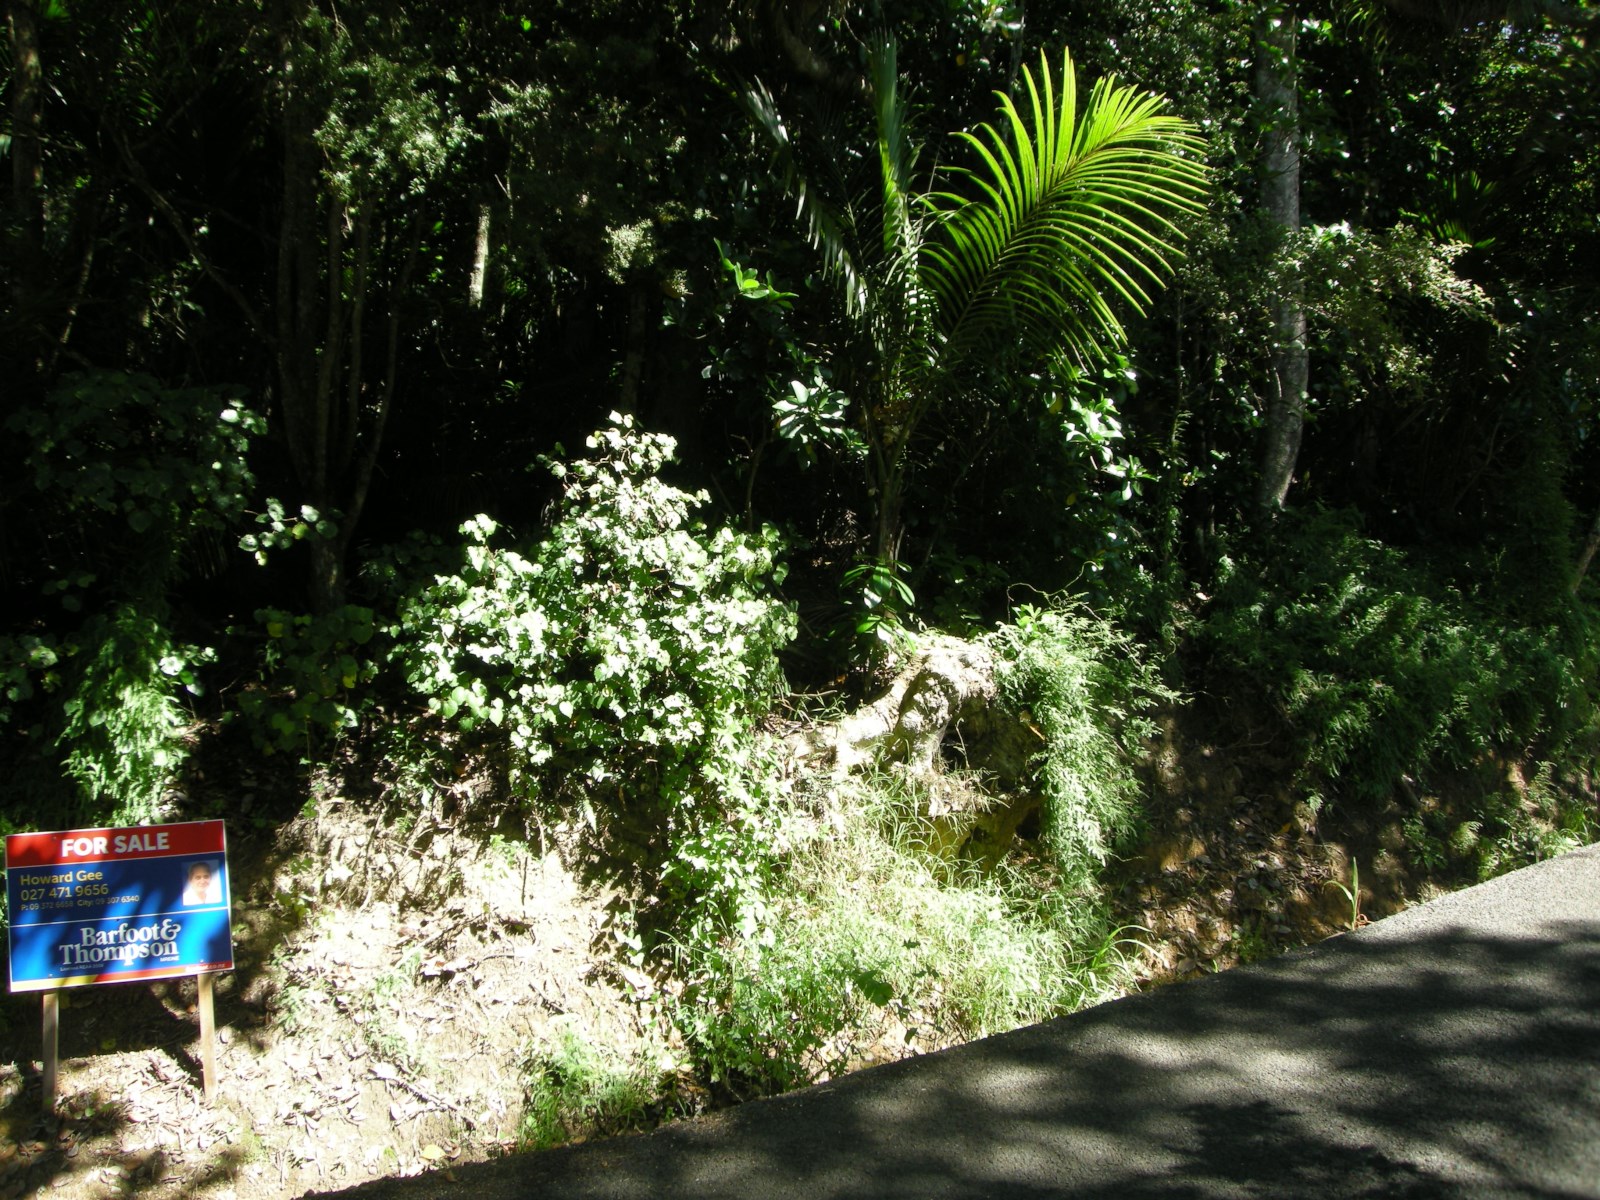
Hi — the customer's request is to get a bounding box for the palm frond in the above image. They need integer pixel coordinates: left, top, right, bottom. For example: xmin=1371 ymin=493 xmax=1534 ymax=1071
xmin=870 ymin=37 xmax=917 ymax=264
xmin=742 ymin=78 xmax=869 ymax=316
xmin=923 ymin=48 xmax=1208 ymax=371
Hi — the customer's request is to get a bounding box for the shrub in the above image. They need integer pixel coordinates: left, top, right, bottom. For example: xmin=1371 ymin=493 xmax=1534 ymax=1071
xmin=1196 ymin=508 xmax=1598 ymax=809
xmin=54 ymin=605 xmax=210 ymax=824
xmin=990 ymin=602 xmax=1170 ymax=888
xmin=8 ymin=371 xmax=262 ymax=559
xmin=387 ymin=415 xmax=795 ymax=888
xmin=1 ymin=372 xmax=262 ymax=823
xmin=235 ymin=605 xmax=379 ymax=756
xmin=520 ymin=1028 xmax=682 ymax=1150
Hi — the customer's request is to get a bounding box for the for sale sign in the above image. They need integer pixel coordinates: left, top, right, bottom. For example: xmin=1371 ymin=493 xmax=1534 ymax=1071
xmin=6 ymin=820 xmax=234 ymax=992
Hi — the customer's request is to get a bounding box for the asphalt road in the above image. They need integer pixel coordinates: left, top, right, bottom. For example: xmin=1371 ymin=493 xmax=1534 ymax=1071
xmin=328 ymin=843 xmax=1600 ymax=1199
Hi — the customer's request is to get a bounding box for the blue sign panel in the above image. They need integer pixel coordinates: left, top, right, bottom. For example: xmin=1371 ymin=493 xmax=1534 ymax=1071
xmin=7 ymin=821 xmax=234 ymax=992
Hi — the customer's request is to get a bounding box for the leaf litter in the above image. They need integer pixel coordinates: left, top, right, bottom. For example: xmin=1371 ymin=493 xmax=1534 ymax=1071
xmin=0 ymin=803 xmax=644 ymax=1200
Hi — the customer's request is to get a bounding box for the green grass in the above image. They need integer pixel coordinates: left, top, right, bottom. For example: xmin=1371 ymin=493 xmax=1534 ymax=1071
xmin=673 ymin=768 xmax=1143 ymax=1098
xmin=519 ymin=1027 xmax=680 ymax=1150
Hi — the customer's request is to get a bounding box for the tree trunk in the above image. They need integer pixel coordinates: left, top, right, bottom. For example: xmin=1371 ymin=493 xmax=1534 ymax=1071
xmin=863 ymin=387 xmax=910 ymax=565
xmin=274 ymin=7 xmax=344 ymax=609
xmin=468 ymin=200 xmax=490 ymax=308
xmin=308 ymin=535 xmax=346 ymax=616
xmin=1253 ymin=4 xmax=1309 ymax=514
xmin=872 ymin=458 xmax=906 ymax=565
xmin=616 ymin=288 xmax=652 ymax=416
xmin=1574 ymin=507 xmax=1600 ymax=595
xmin=270 ymin=2 xmax=419 ymax=612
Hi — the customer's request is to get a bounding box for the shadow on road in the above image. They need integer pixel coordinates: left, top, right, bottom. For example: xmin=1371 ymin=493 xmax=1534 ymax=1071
xmin=341 ymin=918 xmax=1600 ymax=1199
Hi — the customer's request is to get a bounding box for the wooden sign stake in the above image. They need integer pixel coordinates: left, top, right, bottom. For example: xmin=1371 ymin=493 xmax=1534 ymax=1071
xmin=197 ymin=972 xmax=217 ymax=1105
xmin=41 ymin=989 xmax=59 ymax=1111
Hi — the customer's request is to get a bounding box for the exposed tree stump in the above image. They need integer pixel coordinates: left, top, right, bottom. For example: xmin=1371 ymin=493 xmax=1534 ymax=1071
xmin=794 ymin=635 xmax=1042 ymax=866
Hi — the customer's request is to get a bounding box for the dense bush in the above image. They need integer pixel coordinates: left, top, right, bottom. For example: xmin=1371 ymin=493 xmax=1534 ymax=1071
xmin=674 ymin=604 xmax=1165 ymax=1097
xmin=1 ymin=372 xmax=262 ymax=823
xmin=387 ymin=417 xmax=795 ymax=888
xmin=235 ymin=605 xmax=379 ymax=757
xmin=1195 ymin=508 xmax=1599 ymax=810
xmin=674 ymin=768 xmax=1139 ymax=1099
xmin=53 ymin=606 xmax=211 ymax=824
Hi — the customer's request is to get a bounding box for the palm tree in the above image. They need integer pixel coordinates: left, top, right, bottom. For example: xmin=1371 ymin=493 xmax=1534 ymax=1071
xmin=746 ymin=39 xmax=1207 ymax=565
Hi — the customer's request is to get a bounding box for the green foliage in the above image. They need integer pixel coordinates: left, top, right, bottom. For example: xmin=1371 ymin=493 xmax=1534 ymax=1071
xmin=1401 ymin=764 xmax=1596 ymax=883
xmin=55 ymin=605 xmax=209 ymax=824
xmin=8 ymin=371 xmax=262 ymax=554
xmin=0 ymin=636 xmax=61 ymax=728
xmin=925 ymin=47 xmax=1208 ymax=370
xmin=709 ymin=243 xmax=862 ymax=468
xmin=674 ymin=768 xmax=1139 ymax=1098
xmin=1300 ymin=223 xmax=1496 ymax=408
xmin=1 ymin=371 xmax=262 ymax=824
xmin=1197 ymin=509 xmax=1598 ymax=808
xmin=1323 ymin=859 xmax=1364 ymax=932
xmin=991 ymin=603 xmax=1170 ymax=888
xmin=661 ymin=604 xmax=1165 ymax=1101
xmin=1469 ymin=765 xmax=1595 ymax=880
xmin=238 ymin=500 xmax=340 ymax=567
xmin=745 ymin=37 xmax=1207 ymax=565
xmin=520 ymin=1028 xmax=680 ymax=1151
xmin=294 ymin=5 xmax=470 ymax=202
xmin=839 ymin=557 xmax=917 ymax=656
xmin=236 ymin=606 xmax=379 ymax=755
xmin=389 ymin=414 xmax=794 ymax=848
xmin=654 ymin=738 xmax=793 ymax=954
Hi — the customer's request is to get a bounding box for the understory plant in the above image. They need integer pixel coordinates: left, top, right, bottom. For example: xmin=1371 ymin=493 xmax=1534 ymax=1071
xmin=990 ymin=602 xmax=1171 ymax=888
xmin=236 ymin=604 xmax=380 ymax=757
xmin=520 ymin=1027 xmax=684 ymax=1150
xmin=388 ymin=415 xmax=795 ymax=913
xmin=55 ymin=605 xmax=212 ymax=824
xmin=1400 ymin=762 xmax=1596 ymax=882
xmin=1197 ymin=508 xmax=1598 ymax=812
xmin=2 ymin=372 xmax=262 ymax=823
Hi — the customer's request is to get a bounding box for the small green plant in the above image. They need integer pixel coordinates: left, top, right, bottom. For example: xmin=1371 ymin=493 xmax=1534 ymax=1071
xmin=1232 ymin=920 xmax=1274 ymax=964
xmin=274 ymin=982 xmax=324 ymax=1035
xmin=519 ymin=1028 xmax=678 ymax=1150
xmin=1402 ymin=816 xmax=1449 ymax=873
xmin=55 ymin=605 xmax=211 ymax=824
xmin=370 ymin=951 xmax=422 ymax=1003
xmin=1472 ymin=765 xmax=1593 ymax=881
xmin=704 ymin=241 xmax=865 ymax=471
xmin=840 ymin=557 xmax=917 ymax=657
xmin=238 ymin=498 xmax=339 ymax=566
xmin=1323 ymin=859 xmax=1363 ymax=932
xmin=358 ymin=951 xmax=427 ymax=1071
